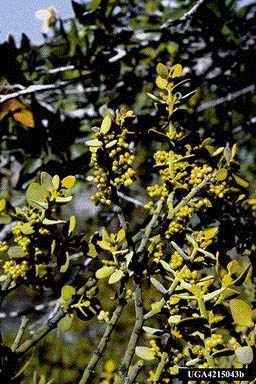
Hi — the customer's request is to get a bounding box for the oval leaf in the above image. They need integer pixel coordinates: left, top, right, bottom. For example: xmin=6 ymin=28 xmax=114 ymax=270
xmin=235 ymin=346 xmax=254 ymax=364
xmin=108 ymin=269 xmax=124 ymax=284
xmin=156 ymin=63 xmax=169 ymax=79
xmin=60 ymin=252 xmax=70 ymax=273
xmin=61 ymin=285 xmax=76 ymax=301
xmin=57 ymin=314 xmax=73 ymax=332
xmin=215 ymin=168 xmax=228 ymax=181
xmin=61 ymin=176 xmax=76 ymax=189
xmin=135 ymin=346 xmax=155 ymax=361
xmin=170 ymin=64 xmax=182 ymax=78
xmin=230 ymin=299 xmax=252 ymax=326
xmin=95 ymin=266 xmax=115 ymax=279
xmin=8 ymin=246 xmax=26 ymax=259
xmin=100 ymin=115 xmax=112 ymax=134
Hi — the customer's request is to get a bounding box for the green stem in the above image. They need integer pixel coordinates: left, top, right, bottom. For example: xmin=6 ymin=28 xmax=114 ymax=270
xmin=15 ymin=304 xmax=64 ymax=355
xmin=79 ymin=299 xmax=126 ymax=384
xmin=153 ymin=352 xmax=168 ymax=383
xmin=124 ymin=362 xmax=143 ymax=384
xmin=137 ymin=200 xmax=163 ymax=254
xmin=11 ymin=316 xmax=29 ymax=352
xmin=118 ymin=278 xmax=144 ymax=384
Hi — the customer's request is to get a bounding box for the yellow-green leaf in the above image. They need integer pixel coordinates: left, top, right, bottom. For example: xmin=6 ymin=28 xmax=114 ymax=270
xmin=100 ymin=115 xmax=112 ymax=135
xmin=155 ymin=76 xmax=168 ymax=89
xmin=85 ymin=139 xmax=103 ymax=147
xmin=117 ymin=229 xmax=125 ymax=243
xmin=227 ymin=260 xmax=240 ymax=275
xmin=42 ymin=218 xmax=66 ymax=225
xmin=8 ymin=246 xmax=26 ymax=259
xmin=97 ymin=240 xmax=112 ymax=251
xmin=0 ymin=199 xmax=6 ymax=212
xmin=235 ymin=346 xmax=254 ymax=364
xmin=156 ymin=63 xmax=169 ymax=79
xmin=26 ymin=182 xmax=48 ymax=209
xmin=230 ymin=299 xmax=252 ymax=326
xmin=232 ymin=174 xmax=249 ymax=189
xmin=87 ymin=243 xmax=98 ymax=258
xmin=95 ymin=266 xmax=115 ymax=279
xmin=135 ymin=346 xmax=155 ymax=361
xmin=52 ymin=175 xmax=60 ymax=190
xmin=55 ymin=196 xmax=73 ymax=203
xmin=108 ymin=269 xmax=124 ymax=284
xmin=57 ymin=314 xmax=73 ymax=332
xmin=40 ymin=172 xmax=53 ymax=191
xmin=61 ymin=175 xmax=76 ymax=189
xmin=215 ymin=168 xmax=228 ymax=181
xmin=21 ymin=223 xmax=35 ymax=235
xmin=61 ymin=285 xmax=76 ymax=301
xmin=170 ymin=64 xmax=182 ymax=78
xmin=68 ymin=215 xmax=76 ymax=235
xmin=203 ymin=226 xmax=219 ymax=240
xmin=60 ymin=252 xmax=70 ymax=273
xmin=168 ymin=315 xmax=181 ymax=324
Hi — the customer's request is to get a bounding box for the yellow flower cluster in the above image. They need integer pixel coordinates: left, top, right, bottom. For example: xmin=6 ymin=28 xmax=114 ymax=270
xmin=3 ymin=260 xmax=29 ymax=282
xmin=205 ymin=333 xmax=223 ymax=349
xmin=0 ymin=241 xmax=8 ymax=253
xmin=89 ymin=117 xmax=136 ymax=205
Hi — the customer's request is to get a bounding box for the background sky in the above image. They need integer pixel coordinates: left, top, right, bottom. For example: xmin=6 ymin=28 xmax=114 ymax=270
xmin=0 ymin=1 xmax=75 ymax=45
xmin=0 ymin=0 xmax=255 ymax=46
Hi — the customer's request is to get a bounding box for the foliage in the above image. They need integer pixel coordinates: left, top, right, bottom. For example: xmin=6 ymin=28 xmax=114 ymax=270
xmin=0 ymin=0 xmax=256 ymax=383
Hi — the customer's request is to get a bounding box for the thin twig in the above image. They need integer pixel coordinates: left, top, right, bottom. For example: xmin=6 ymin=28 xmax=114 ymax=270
xmin=161 ymin=0 xmax=208 ymax=28
xmin=118 ymin=278 xmax=144 ymax=384
xmin=0 ymin=83 xmax=69 ymax=104
xmin=79 ymin=299 xmax=126 ymax=384
xmin=15 ymin=303 xmax=64 ymax=355
xmin=197 ymin=84 xmax=255 ymax=112
xmin=124 ymin=362 xmax=143 ymax=384
xmin=11 ymin=317 xmax=29 ymax=352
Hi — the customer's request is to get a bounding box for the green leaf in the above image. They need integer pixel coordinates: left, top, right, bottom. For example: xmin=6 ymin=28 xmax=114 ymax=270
xmin=21 ymin=223 xmax=35 ymax=235
xmin=235 ymin=346 xmax=254 ymax=364
xmin=215 ymin=168 xmax=228 ymax=181
xmin=232 ymin=173 xmax=249 ymax=189
xmin=52 ymin=175 xmax=60 ymax=190
xmin=68 ymin=215 xmax=76 ymax=235
xmin=61 ymin=285 xmax=76 ymax=301
xmin=170 ymin=64 xmax=182 ymax=78
xmin=57 ymin=314 xmax=73 ymax=332
xmin=85 ymin=139 xmax=103 ymax=147
xmin=156 ymin=63 xmax=169 ymax=79
xmin=55 ymin=196 xmax=73 ymax=203
xmin=60 ymin=252 xmax=70 ymax=273
xmin=135 ymin=346 xmax=155 ymax=361
xmin=100 ymin=115 xmax=112 ymax=135
xmin=116 ymin=229 xmax=125 ymax=243
xmin=203 ymin=226 xmax=219 ymax=240
xmin=230 ymin=299 xmax=252 ymax=326
xmin=26 ymin=182 xmax=48 ymax=209
xmin=0 ymin=213 xmax=12 ymax=224
xmin=155 ymin=76 xmax=168 ymax=89
xmin=8 ymin=246 xmax=26 ymax=259
xmin=61 ymin=176 xmax=76 ymax=189
xmin=40 ymin=172 xmax=53 ymax=191
xmin=95 ymin=266 xmax=115 ymax=279
xmin=227 ymin=260 xmax=240 ymax=275
xmin=108 ymin=269 xmax=124 ymax=284
xmin=0 ymin=199 xmax=6 ymax=212
xmin=42 ymin=218 xmax=66 ymax=225
xmin=87 ymin=243 xmax=98 ymax=258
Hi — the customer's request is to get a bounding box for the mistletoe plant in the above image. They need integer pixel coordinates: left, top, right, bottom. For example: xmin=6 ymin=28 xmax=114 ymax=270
xmin=0 ymin=62 xmax=256 ymax=383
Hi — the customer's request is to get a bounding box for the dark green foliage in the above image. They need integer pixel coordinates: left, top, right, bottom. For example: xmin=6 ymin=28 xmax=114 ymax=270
xmin=1 ymin=1 xmax=256 ymax=383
